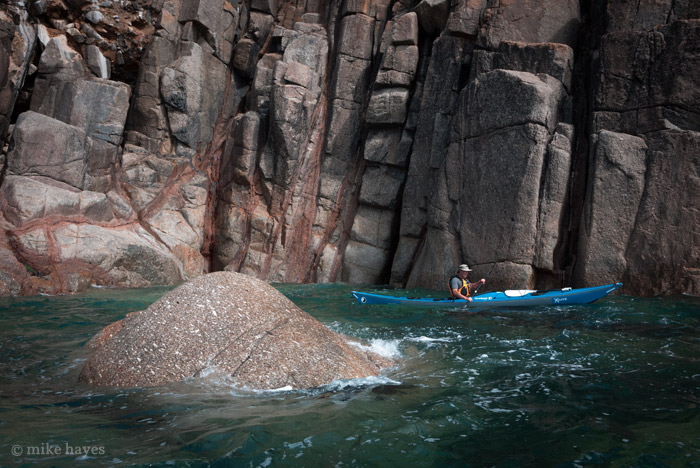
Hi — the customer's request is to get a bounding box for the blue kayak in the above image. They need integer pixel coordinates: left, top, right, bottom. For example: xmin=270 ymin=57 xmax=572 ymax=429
xmin=352 ymin=283 xmax=623 ymax=309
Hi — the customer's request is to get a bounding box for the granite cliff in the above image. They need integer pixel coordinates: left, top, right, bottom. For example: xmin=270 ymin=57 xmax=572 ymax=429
xmin=0 ymin=0 xmax=698 ymax=296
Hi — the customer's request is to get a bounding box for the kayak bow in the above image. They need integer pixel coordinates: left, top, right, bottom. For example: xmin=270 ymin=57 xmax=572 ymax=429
xmin=352 ymin=283 xmax=622 ymax=309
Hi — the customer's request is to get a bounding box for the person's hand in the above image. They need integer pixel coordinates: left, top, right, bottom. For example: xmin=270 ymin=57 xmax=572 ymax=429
xmin=479 ymin=278 xmax=486 ymax=284
xmin=467 ymin=297 xmax=473 ymax=302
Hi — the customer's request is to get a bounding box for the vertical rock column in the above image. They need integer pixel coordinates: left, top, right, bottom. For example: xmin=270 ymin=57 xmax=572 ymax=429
xmin=394 ymin=0 xmax=579 ymax=290
xmin=312 ymin=5 xmax=384 ymax=282
xmin=575 ymin=130 xmax=647 ymax=287
xmin=343 ymin=12 xmax=419 ymax=283
xmin=577 ymin=10 xmax=700 ymax=295
xmin=120 ymin=0 xmax=238 ymax=280
xmin=410 ymin=67 xmax=568 ymax=291
xmin=0 ymin=8 xmax=36 ymax=150
xmin=390 ymin=34 xmax=472 ymax=287
xmin=215 ymin=14 xmax=332 ymax=283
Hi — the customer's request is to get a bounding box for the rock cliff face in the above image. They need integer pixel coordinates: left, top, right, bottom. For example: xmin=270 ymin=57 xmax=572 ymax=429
xmin=0 ymin=0 xmax=698 ymax=296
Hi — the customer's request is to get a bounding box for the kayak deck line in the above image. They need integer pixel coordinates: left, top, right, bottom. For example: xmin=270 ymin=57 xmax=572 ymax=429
xmin=352 ymin=283 xmax=623 ymax=309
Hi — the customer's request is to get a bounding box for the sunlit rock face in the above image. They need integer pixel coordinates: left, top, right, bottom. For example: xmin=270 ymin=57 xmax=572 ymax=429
xmin=0 ymin=0 xmax=699 ymax=296
xmin=79 ymin=271 xmax=391 ymax=389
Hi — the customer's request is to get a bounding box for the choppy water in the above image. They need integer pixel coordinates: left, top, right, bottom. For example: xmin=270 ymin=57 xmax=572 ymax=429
xmin=0 ymin=283 xmax=699 ymax=467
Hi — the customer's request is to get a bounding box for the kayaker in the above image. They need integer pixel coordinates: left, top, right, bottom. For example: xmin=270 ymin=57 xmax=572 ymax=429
xmin=449 ymin=264 xmax=485 ymax=302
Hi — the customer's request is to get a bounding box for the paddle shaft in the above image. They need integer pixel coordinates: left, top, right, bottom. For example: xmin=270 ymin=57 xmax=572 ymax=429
xmin=472 ymin=262 xmax=496 ymax=295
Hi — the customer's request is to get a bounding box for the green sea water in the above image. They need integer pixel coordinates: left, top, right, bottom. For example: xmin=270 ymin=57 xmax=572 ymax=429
xmin=0 ymin=283 xmax=699 ymax=467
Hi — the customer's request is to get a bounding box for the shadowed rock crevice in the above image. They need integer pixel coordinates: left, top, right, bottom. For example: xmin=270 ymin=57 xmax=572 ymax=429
xmin=223 ymin=318 xmax=291 ymax=378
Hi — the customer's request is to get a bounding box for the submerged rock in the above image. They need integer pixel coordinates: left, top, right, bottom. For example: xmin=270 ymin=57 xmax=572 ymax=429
xmin=79 ymin=272 xmax=391 ymax=389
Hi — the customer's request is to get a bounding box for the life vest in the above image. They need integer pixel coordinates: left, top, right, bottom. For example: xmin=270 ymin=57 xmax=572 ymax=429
xmin=449 ymin=275 xmax=470 ymax=299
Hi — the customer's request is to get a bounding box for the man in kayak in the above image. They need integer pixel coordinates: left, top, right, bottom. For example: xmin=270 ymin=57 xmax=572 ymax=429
xmin=449 ymin=264 xmax=486 ymax=302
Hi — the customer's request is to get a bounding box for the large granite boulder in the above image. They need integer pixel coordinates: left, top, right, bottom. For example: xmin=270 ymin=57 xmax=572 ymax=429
xmin=1 ymin=175 xmax=114 ymax=226
xmin=471 ymin=40 xmax=574 ymax=91
xmin=31 ymin=77 xmax=131 ymax=146
xmin=8 ymin=223 xmax=183 ymax=293
xmin=79 ymin=272 xmax=391 ymax=389
xmin=159 ymin=41 xmax=227 ymax=149
xmin=6 ymin=111 xmax=91 ymax=190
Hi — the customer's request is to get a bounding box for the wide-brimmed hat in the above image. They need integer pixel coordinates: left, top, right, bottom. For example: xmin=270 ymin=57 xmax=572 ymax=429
xmin=458 ymin=264 xmax=472 ymax=272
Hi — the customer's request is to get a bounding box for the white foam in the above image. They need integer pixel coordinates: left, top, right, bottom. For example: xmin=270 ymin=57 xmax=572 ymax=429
xmin=284 ymin=436 xmax=313 ymax=450
xmin=408 ymin=336 xmax=454 ymax=343
xmin=181 ymin=361 xmax=405 ymax=396
xmin=269 ymin=385 xmax=294 ymax=392
xmin=197 ymin=365 xmax=220 ymax=378
xmin=230 ymin=383 xmax=297 ymax=395
xmin=349 ymin=338 xmax=402 ymax=359
xmin=234 ymin=375 xmax=403 ymax=396
xmin=323 ymin=375 xmax=402 ymax=392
